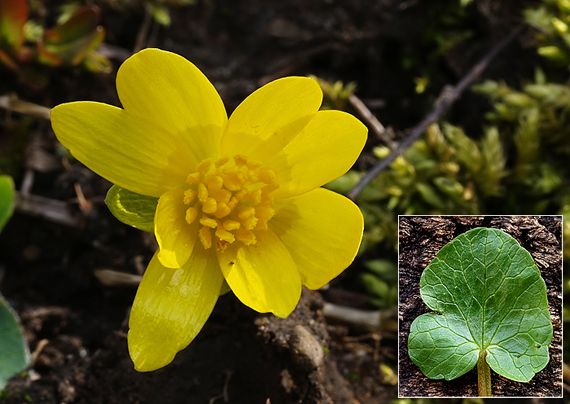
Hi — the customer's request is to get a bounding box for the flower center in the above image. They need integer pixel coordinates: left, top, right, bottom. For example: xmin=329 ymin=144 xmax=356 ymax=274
xmin=183 ymin=155 xmax=278 ymax=251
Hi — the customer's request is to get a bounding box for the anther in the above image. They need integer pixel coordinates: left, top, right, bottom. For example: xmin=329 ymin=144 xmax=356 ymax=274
xmin=199 ymin=217 xmax=217 ymax=228
xmin=199 ymin=226 xmax=212 ymax=249
xmin=185 ymin=207 xmax=198 ymax=224
xmin=198 ymin=183 xmax=209 ymax=202
xmin=202 ymin=197 xmax=217 ymax=214
xmin=183 ymin=189 xmax=196 ymax=205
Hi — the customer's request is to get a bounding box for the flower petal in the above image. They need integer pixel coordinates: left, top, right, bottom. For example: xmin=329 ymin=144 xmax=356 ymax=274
xmin=155 ymin=189 xmax=198 ymax=268
xmin=221 ymin=77 xmax=322 ymax=160
xmin=116 ymin=48 xmax=227 ymax=162
xmin=270 ymin=188 xmax=363 ymax=290
xmin=269 ymin=110 xmax=367 ymax=199
xmin=51 ymin=101 xmax=193 ymax=197
xmin=217 ymin=229 xmax=301 ymax=318
xmin=128 ymin=247 xmax=223 ymax=372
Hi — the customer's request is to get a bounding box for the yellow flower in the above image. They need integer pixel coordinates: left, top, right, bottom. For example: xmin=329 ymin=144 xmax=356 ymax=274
xmin=51 ymin=48 xmax=367 ymax=372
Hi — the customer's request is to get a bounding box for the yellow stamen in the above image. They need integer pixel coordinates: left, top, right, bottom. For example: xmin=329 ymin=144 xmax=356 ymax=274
xmin=242 ymin=215 xmax=258 ymax=231
xmin=236 ymin=228 xmax=256 ymax=245
xmin=211 ymin=188 xmax=232 ymax=204
xmin=205 ymin=175 xmax=223 ymax=190
xmin=196 ymin=158 xmax=212 ymax=173
xmin=202 ymin=197 xmax=217 ymax=214
xmin=214 ymin=203 xmax=231 ymax=219
xmin=199 ymin=226 xmax=212 ymax=249
xmin=223 ymin=219 xmax=241 ymax=231
xmin=258 ymin=167 xmax=276 ymax=184
xmin=237 ymin=207 xmax=255 ymax=220
xmin=215 ymin=226 xmax=235 ymax=243
xmin=185 ymin=207 xmax=198 ymax=224
xmin=183 ymin=189 xmax=196 ymax=205
xmin=181 ymin=155 xmax=278 ymax=250
xmin=199 ymin=217 xmax=217 ymax=228
xmin=187 ymin=172 xmax=200 ymax=184
xmin=198 ymin=183 xmax=208 ymax=202
xmin=249 ymin=189 xmax=262 ymax=205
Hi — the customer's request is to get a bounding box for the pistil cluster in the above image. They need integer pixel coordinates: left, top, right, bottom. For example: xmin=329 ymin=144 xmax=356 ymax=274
xmin=183 ymin=155 xmax=278 ymax=251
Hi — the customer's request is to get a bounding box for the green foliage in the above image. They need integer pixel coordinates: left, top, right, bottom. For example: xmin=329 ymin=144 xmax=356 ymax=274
xmin=0 ymin=175 xmax=14 ymax=233
xmin=105 ymin=185 xmax=158 ymax=233
xmin=361 ymin=259 xmax=398 ymax=308
xmin=408 ymin=228 xmax=552 ymax=383
xmin=312 ymin=76 xmax=357 ymax=111
xmin=0 ymin=176 xmax=29 ymax=392
xmin=525 ymin=0 xmax=570 ymax=66
xmin=339 ymin=68 xmax=570 ymax=257
xmin=473 ymin=76 xmax=570 ymax=210
xmin=0 ymin=0 xmax=111 ymax=87
xmin=0 ymin=294 xmax=30 ymax=391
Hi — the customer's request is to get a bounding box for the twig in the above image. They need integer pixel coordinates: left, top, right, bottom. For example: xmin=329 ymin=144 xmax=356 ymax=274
xmin=20 ymin=170 xmax=35 ymax=196
xmin=208 ymin=370 xmax=233 ymax=404
xmin=347 ymin=25 xmax=524 ymax=200
xmin=348 ymin=94 xmax=395 ymax=149
xmin=14 ymin=192 xmax=81 ymax=228
xmin=322 ymin=302 xmax=397 ymax=333
xmin=97 ymin=43 xmax=132 ymax=63
xmin=28 ymin=339 xmax=49 ymax=369
xmin=94 ymin=269 xmax=142 ymax=287
xmin=0 ymin=94 xmax=50 ymax=120
xmin=133 ymin=5 xmax=153 ymax=53
xmin=74 ymin=183 xmax=92 ymax=213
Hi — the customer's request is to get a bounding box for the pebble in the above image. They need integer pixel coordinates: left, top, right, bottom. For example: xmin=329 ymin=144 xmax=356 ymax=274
xmin=289 ymin=325 xmax=324 ymax=372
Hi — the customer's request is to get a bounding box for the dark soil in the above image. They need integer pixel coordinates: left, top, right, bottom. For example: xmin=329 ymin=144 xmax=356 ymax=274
xmin=398 ymin=216 xmax=563 ymax=397
xmin=1 ymin=0 xmax=567 ymax=403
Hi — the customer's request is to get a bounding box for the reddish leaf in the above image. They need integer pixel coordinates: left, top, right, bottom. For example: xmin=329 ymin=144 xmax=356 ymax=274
xmin=0 ymin=0 xmax=28 ymax=50
xmin=42 ymin=6 xmax=100 ymax=45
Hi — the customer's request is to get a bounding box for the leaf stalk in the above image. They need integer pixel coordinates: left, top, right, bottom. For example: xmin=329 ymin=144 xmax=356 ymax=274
xmin=477 ymin=349 xmax=492 ymax=396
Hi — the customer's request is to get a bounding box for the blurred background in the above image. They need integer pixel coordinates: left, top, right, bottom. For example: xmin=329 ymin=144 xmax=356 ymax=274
xmin=0 ymin=0 xmax=568 ymax=402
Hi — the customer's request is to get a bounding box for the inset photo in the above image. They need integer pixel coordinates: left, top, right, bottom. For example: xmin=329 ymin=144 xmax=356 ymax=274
xmin=398 ymin=216 xmax=562 ymax=397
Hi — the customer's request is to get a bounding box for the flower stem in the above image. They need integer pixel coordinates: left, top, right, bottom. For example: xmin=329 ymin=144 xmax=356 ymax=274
xmin=477 ymin=349 xmax=492 ymax=397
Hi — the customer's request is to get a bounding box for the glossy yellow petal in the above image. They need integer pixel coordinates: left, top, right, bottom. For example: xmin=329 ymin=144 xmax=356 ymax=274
xmin=221 ymin=77 xmax=322 ymax=160
xmin=51 ymin=102 xmax=193 ymax=197
xmin=155 ymin=189 xmax=198 ymax=268
xmin=116 ymin=48 xmax=227 ymax=163
xmin=269 ymin=110 xmax=367 ymax=199
xmin=270 ymin=188 xmax=363 ymax=290
xmin=128 ymin=247 xmax=223 ymax=372
xmin=217 ymin=229 xmax=301 ymax=318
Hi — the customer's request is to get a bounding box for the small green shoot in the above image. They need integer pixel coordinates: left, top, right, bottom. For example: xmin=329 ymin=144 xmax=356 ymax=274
xmin=0 ymin=175 xmax=15 ymax=232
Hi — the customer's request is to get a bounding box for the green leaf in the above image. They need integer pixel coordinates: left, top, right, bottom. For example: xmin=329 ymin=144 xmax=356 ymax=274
xmin=0 ymin=175 xmax=15 ymax=233
xmin=0 ymin=294 xmax=30 ymax=390
xmin=408 ymin=227 xmax=552 ymax=383
xmin=105 ymin=185 xmax=158 ymax=233
xmin=150 ymin=5 xmax=172 ymax=26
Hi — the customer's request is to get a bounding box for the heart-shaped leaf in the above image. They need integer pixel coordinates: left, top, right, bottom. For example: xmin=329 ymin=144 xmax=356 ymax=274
xmin=0 ymin=294 xmax=30 ymax=390
xmin=408 ymin=227 xmax=552 ymax=383
xmin=105 ymin=185 xmax=158 ymax=233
